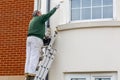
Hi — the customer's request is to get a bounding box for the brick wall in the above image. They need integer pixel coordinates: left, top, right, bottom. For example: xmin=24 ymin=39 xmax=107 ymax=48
xmin=0 ymin=0 xmax=34 ymax=75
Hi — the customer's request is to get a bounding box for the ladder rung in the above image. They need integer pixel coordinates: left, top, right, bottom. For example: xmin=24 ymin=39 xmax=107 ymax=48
xmin=34 ymin=31 xmax=57 ymax=80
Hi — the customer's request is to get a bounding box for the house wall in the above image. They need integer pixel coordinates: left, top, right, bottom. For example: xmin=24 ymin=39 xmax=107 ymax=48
xmin=48 ymin=0 xmax=120 ymax=80
xmin=0 ymin=0 xmax=34 ymax=79
xmin=116 ymin=0 xmax=120 ymax=20
xmin=49 ymin=23 xmax=120 ymax=80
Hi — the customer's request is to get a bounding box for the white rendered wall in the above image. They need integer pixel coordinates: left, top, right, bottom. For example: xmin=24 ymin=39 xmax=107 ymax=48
xmin=40 ymin=0 xmax=47 ymax=14
xmin=49 ymin=27 xmax=120 ymax=80
xmin=38 ymin=0 xmax=120 ymax=80
xmin=116 ymin=0 xmax=120 ymax=20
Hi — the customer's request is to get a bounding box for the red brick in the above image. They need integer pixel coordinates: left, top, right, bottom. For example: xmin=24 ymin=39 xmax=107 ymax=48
xmin=0 ymin=0 xmax=34 ymax=75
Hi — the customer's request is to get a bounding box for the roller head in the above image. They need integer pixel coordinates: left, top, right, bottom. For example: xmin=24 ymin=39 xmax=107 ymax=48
xmin=60 ymin=0 xmax=64 ymax=3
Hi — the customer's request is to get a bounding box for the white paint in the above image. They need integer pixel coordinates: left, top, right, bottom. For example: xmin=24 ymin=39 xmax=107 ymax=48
xmin=116 ymin=0 xmax=120 ymax=20
xmin=34 ymin=0 xmax=37 ymax=11
xmin=40 ymin=0 xmax=47 ymax=14
xmin=49 ymin=27 xmax=120 ymax=80
xmin=38 ymin=0 xmax=120 ymax=80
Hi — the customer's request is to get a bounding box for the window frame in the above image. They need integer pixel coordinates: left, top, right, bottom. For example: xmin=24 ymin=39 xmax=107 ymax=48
xmin=69 ymin=0 xmax=116 ymax=22
xmin=65 ymin=73 xmax=117 ymax=80
xmin=65 ymin=74 xmax=91 ymax=80
xmin=91 ymin=73 xmax=117 ymax=80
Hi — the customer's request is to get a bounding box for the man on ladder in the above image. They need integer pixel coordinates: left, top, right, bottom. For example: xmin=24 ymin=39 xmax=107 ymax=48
xmin=24 ymin=4 xmax=60 ymax=80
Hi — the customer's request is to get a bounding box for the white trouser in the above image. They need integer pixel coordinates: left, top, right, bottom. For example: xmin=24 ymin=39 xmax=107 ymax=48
xmin=25 ymin=36 xmax=43 ymax=75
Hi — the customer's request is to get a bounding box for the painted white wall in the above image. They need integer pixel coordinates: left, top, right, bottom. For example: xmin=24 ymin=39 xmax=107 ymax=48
xmin=55 ymin=27 xmax=120 ymax=71
xmin=49 ymin=27 xmax=120 ymax=80
xmin=50 ymin=0 xmax=70 ymax=28
xmin=116 ymin=0 xmax=120 ymax=20
xmin=34 ymin=0 xmax=37 ymax=11
xmin=34 ymin=0 xmax=47 ymax=13
xmin=40 ymin=0 xmax=47 ymax=14
xmin=38 ymin=0 xmax=120 ymax=80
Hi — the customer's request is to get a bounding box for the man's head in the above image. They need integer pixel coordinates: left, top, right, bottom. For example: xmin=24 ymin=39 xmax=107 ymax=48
xmin=32 ymin=10 xmax=42 ymax=17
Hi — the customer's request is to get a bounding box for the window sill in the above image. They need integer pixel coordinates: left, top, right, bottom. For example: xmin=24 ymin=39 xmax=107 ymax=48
xmin=56 ymin=20 xmax=120 ymax=31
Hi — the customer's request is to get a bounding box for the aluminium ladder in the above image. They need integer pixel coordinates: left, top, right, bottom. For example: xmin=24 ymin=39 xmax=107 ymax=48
xmin=34 ymin=31 xmax=58 ymax=80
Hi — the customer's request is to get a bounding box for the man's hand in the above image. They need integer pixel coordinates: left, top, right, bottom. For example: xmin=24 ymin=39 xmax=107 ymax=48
xmin=55 ymin=4 xmax=60 ymax=9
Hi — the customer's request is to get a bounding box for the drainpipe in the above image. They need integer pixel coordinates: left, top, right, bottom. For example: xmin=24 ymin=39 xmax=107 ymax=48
xmin=46 ymin=0 xmax=50 ymax=28
xmin=45 ymin=0 xmax=50 ymax=80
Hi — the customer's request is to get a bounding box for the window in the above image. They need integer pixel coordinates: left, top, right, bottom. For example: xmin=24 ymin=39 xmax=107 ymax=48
xmin=95 ymin=78 xmax=111 ymax=80
xmin=93 ymin=77 xmax=111 ymax=80
xmin=71 ymin=0 xmax=113 ymax=21
xmin=65 ymin=74 xmax=90 ymax=80
xmin=65 ymin=73 xmax=117 ymax=80
xmin=71 ymin=78 xmax=86 ymax=80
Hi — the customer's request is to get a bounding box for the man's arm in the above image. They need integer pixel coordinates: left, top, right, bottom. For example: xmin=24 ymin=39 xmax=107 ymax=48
xmin=41 ymin=4 xmax=60 ymax=22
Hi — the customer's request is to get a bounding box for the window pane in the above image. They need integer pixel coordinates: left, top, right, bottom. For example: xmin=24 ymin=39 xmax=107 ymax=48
xmin=103 ymin=0 xmax=113 ymax=5
xmin=71 ymin=0 xmax=113 ymax=21
xmin=92 ymin=7 xmax=101 ymax=19
xmin=71 ymin=0 xmax=80 ymax=8
xmin=103 ymin=6 xmax=113 ymax=18
xmin=82 ymin=8 xmax=91 ymax=20
xmin=71 ymin=78 xmax=86 ymax=80
xmin=71 ymin=9 xmax=80 ymax=20
xmin=92 ymin=0 xmax=102 ymax=6
xmin=82 ymin=0 xmax=91 ymax=7
xmin=95 ymin=78 xmax=111 ymax=80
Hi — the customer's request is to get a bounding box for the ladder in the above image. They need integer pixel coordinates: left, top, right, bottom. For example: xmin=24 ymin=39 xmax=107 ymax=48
xmin=34 ymin=31 xmax=58 ymax=80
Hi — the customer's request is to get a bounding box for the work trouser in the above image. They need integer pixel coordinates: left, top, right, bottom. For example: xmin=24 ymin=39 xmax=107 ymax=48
xmin=25 ymin=36 xmax=43 ymax=75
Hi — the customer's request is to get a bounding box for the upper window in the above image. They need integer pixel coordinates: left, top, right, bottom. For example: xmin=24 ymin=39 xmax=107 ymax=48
xmin=71 ymin=0 xmax=113 ymax=21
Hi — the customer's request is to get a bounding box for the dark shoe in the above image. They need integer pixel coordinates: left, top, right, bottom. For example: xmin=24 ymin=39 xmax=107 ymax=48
xmin=25 ymin=75 xmax=35 ymax=80
xmin=29 ymin=76 xmax=35 ymax=80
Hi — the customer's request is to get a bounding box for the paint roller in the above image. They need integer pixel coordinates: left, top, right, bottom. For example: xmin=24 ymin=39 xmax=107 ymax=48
xmin=60 ymin=0 xmax=64 ymax=3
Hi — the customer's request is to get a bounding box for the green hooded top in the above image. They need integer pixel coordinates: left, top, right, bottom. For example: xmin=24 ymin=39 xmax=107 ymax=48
xmin=27 ymin=7 xmax=57 ymax=40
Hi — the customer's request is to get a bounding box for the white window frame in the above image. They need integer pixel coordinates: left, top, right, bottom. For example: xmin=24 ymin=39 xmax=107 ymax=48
xmin=113 ymin=0 xmax=117 ymax=20
xmin=91 ymin=73 xmax=117 ymax=80
xmin=69 ymin=0 xmax=116 ymax=23
xmin=65 ymin=73 xmax=117 ymax=80
xmin=65 ymin=74 xmax=90 ymax=80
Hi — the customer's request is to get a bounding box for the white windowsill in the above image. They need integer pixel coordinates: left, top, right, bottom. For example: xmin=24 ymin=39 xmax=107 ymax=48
xmin=56 ymin=20 xmax=120 ymax=31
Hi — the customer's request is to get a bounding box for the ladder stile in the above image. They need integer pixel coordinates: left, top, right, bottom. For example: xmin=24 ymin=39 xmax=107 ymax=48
xmin=34 ymin=31 xmax=57 ymax=80
xmin=35 ymin=53 xmax=48 ymax=79
xmin=41 ymin=54 xmax=55 ymax=80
